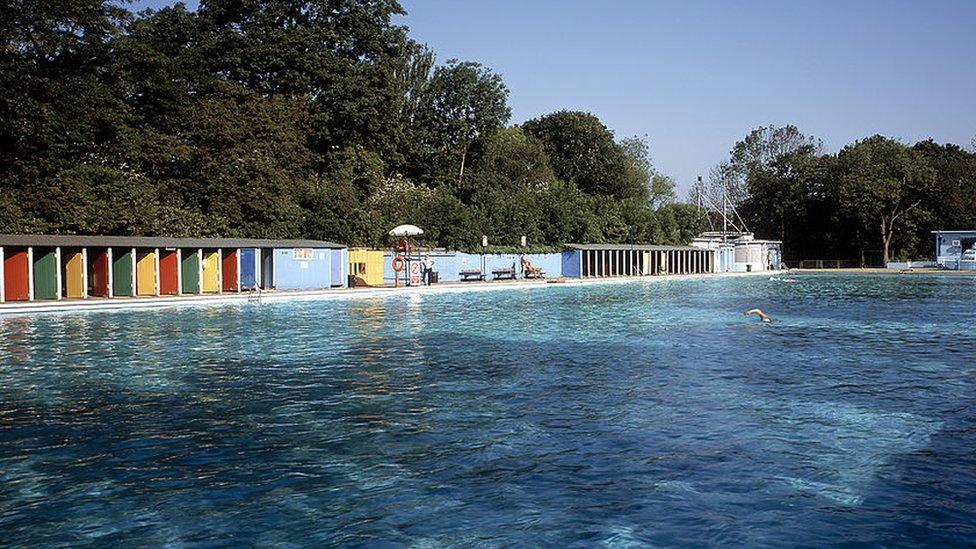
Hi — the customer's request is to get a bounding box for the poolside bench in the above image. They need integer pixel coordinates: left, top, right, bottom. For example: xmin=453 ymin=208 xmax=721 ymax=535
xmin=459 ymin=269 xmax=485 ymax=281
xmin=524 ymin=267 xmax=545 ymax=279
xmin=492 ymin=267 xmax=517 ymax=280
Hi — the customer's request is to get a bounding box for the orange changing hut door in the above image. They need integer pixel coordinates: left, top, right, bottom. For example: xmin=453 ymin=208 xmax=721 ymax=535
xmin=221 ymin=249 xmax=239 ymax=292
xmin=159 ymin=250 xmax=179 ymax=295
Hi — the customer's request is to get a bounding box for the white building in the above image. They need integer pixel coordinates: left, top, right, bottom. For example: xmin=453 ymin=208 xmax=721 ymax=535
xmin=691 ymin=232 xmax=782 ymax=273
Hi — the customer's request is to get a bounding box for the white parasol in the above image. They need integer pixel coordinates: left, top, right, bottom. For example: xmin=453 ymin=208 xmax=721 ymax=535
xmin=389 ymin=224 xmax=424 ymax=237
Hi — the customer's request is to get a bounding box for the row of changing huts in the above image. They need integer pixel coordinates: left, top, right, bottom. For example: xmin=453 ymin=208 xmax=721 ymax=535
xmin=0 ymin=235 xmax=347 ymax=302
xmin=0 ymin=235 xmax=750 ymax=304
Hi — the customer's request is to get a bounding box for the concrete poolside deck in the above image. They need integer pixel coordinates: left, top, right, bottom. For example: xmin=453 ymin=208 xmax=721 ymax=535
xmin=0 ymin=270 xmax=778 ymax=316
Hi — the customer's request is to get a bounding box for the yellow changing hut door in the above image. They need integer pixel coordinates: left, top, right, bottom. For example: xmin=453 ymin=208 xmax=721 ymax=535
xmin=65 ymin=251 xmax=85 ymax=298
xmin=136 ymin=250 xmax=157 ymax=296
xmin=202 ymin=251 xmax=220 ymax=293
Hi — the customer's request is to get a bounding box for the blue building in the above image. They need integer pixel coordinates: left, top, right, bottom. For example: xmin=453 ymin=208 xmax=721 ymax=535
xmin=378 ymin=245 xmax=716 ymax=285
xmin=933 ymin=230 xmax=976 ymax=271
xmin=273 ymin=244 xmax=348 ymax=290
xmin=381 ymin=251 xmax=566 ymax=284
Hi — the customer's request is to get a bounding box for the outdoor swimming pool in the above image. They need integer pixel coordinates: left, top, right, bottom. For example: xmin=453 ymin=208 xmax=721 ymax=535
xmin=1 ymin=274 xmax=974 ymax=546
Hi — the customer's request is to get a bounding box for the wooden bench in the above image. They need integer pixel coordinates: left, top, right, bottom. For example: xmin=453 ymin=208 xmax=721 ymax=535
xmin=524 ymin=268 xmax=545 ymax=279
xmin=492 ymin=267 xmax=517 ymax=280
xmin=459 ymin=269 xmax=485 ymax=281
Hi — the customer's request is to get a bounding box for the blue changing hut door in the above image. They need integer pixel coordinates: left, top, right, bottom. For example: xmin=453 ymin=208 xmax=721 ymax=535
xmin=240 ymin=248 xmax=257 ymax=289
xmin=331 ymin=249 xmax=344 ymax=287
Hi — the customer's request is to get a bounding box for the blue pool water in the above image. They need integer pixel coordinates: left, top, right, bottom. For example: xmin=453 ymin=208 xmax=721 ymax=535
xmin=1 ymin=274 xmax=975 ymax=546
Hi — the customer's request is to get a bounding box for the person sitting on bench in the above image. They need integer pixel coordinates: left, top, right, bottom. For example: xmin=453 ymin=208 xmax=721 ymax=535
xmin=520 ymin=254 xmax=545 ymax=278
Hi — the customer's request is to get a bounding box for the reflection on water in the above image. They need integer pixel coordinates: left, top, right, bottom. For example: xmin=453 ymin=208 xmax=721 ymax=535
xmin=0 ymin=274 xmax=975 ymax=546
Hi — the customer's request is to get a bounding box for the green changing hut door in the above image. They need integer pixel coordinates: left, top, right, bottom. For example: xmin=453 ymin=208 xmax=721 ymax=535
xmin=181 ymin=251 xmax=200 ymax=293
xmin=112 ymin=249 xmax=133 ymax=296
xmin=33 ymin=248 xmax=58 ymax=300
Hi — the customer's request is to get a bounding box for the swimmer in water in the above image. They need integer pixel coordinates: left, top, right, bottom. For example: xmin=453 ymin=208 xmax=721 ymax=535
xmin=744 ymin=308 xmax=773 ymax=323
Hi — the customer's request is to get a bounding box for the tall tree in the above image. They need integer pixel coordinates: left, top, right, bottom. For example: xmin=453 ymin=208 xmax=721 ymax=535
xmin=913 ymin=140 xmax=976 ymax=239
xmin=743 ymin=144 xmax=823 ymax=243
xmin=466 ymin=127 xmax=555 ymax=190
xmin=707 ymin=125 xmax=823 ymax=208
xmin=619 ymin=135 xmax=676 ymax=208
xmin=416 ymin=59 xmax=510 ymax=185
xmin=389 ymin=42 xmax=435 ymax=175
xmin=195 ymin=0 xmax=410 ymax=157
xmin=837 ymin=136 xmax=936 ymax=264
xmin=522 ymin=111 xmax=646 ymax=200
xmin=0 ymin=0 xmax=134 ymax=232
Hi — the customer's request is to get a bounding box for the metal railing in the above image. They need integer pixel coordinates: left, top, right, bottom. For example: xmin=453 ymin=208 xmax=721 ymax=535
xmin=793 ymin=259 xmax=861 ymax=269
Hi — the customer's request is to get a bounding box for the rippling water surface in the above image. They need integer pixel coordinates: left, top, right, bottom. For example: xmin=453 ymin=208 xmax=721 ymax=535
xmin=1 ymin=274 xmax=975 ymax=546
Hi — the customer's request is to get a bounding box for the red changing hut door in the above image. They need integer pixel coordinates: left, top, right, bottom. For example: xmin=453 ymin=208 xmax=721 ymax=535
xmin=89 ymin=249 xmax=110 ymax=297
xmin=159 ymin=250 xmax=179 ymax=295
xmin=221 ymin=249 xmax=239 ymax=292
xmin=3 ymin=248 xmax=31 ymax=301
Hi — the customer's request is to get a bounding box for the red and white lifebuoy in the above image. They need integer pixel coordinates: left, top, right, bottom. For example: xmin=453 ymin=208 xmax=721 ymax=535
xmin=392 ymin=255 xmax=406 ymax=272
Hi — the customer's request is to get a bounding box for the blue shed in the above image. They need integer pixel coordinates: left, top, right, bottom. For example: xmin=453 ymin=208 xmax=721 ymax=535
xmin=274 ymin=247 xmax=333 ymax=290
xmin=265 ymin=239 xmax=346 ymax=291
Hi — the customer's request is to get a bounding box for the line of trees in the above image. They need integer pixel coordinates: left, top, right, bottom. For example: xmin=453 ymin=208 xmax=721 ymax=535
xmin=694 ymin=126 xmax=976 ymax=264
xmin=0 ymin=0 xmax=703 ymax=250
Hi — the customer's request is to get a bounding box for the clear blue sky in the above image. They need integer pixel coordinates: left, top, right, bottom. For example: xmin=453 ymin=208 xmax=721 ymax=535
xmin=140 ymin=0 xmax=976 ymax=196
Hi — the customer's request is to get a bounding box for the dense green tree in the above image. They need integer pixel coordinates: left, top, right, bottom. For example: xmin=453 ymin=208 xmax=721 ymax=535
xmin=466 ymin=127 xmax=555 ymax=190
xmin=389 ymin=42 xmax=435 ymax=176
xmin=535 ymin=181 xmax=602 ymax=245
xmin=742 ymin=144 xmax=823 ymax=243
xmin=835 ymin=136 xmax=936 ymax=264
xmin=195 ymin=0 xmax=409 ymax=158
xmin=649 ymin=174 xmax=678 ymax=209
xmin=415 ymin=59 xmax=511 ymax=185
xmin=522 ymin=111 xmax=646 ymax=200
xmin=0 ymin=0 xmax=134 ymax=232
xmin=704 ymin=125 xmax=823 ymax=209
xmin=912 ymin=140 xmax=976 ymax=254
xmin=619 ymin=136 xmax=676 ymax=208
xmin=655 ymin=203 xmax=709 ymax=245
